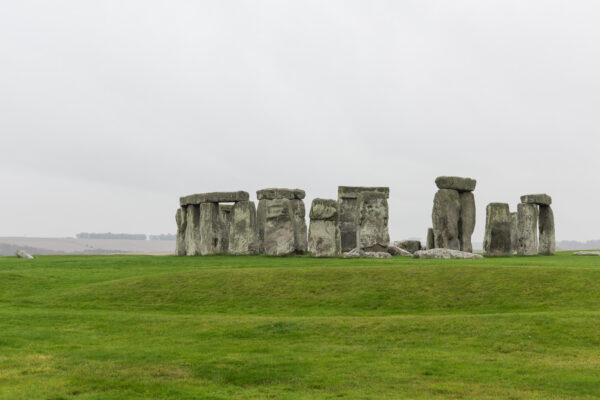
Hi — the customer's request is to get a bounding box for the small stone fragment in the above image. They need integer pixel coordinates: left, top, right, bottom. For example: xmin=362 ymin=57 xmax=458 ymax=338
xmin=574 ymin=251 xmax=600 ymax=256
xmin=363 ymin=251 xmax=392 ymax=258
xmin=342 ymin=248 xmax=363 ymax=258
xmin=16 ymin=250 xmax=34 ymax=259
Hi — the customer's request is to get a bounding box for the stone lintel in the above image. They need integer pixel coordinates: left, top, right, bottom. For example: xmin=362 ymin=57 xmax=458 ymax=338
xmin=180 ymin=191 xmax=249 ymax=206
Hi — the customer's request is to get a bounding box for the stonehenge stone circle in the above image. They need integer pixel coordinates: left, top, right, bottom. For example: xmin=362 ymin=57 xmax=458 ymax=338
xmin=432 ymin=188 xmax=461 ymax=250
xmin=483 ymin=202 xmax=511 ymax=256
xmin=431 ymin=177 xmax=476 ymax=252
xmin=356 ymin=191 xmax=390 ymax=252
xmin=228 ymin=201 xmax=258 ymax=255
xmin=175 ymin=208 xmax=187 ymax=256
xmin=538 ymin=205 xmax=555 ymax=255
xmin=308 ymin=199 xmax=341 ymax=257
xmin=338 ymin=186 xmax=389 ymax=252
xmin=516 ymin=203 xmax=538 ymax=256
xmin=257 ymin=188 xmax=307 ymax=256
xmin=426 ymin=228 xmax=435 ymax=250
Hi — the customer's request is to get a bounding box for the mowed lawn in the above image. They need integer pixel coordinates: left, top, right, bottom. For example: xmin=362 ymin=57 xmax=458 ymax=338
xmin=1 ymin=253 xmax=600 ymax=399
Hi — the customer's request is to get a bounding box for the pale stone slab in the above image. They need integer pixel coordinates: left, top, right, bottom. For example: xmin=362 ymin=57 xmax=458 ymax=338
xmin=432 ymin=189 xmax=461 ymax=250
xmin=185 ymin=205 xmax=201 ymax=256
xmin=517 ymin=203 xmax=538 ymax=256
xmin=363 ymin=251 xmax=392 ymax=258
xmin=175 ymin=207 xmax=187 ymax=256
xmin=256 ymin=188 xmax=305 ymax=200
xmin=309 ymin=220 xmax=341 ymax=257
xmin=338 ymin=186 xmax=390 ymax=199
xmin=180 ymin=191 xmax=249 ymax=206
xmin=520 ymin=194 xmax=552 ymax=206
xmin=574 ymin=251 xmax=600 ymax=256
xmin=357 ymin=192 xmax=390 ymax=252
xmin=435 ymin=176 xmax=476 ymax=192
xmin=413 ymin=248 xmax=483 ymax=259
xmin=263 ymin=198 xmax=296 ymax=256
xmin=228 ymin=201 xmax=258 ymax=255
xmin=538 ymin=205 xmax=555 ymax=255
xmin=16 ymin=250 xmax=34 ymax=259
xmin=483 ymin=203 xmax=512 ymax=257
xmin=387 ymin=245 xmax=413 ymax=257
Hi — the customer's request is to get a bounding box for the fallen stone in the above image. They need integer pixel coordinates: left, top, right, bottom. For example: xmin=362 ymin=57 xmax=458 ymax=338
xmin=426 ymin=228 xmax=435 ymax=250
xmin=357 ymin=191 xmax=390 ymax=252
xmin=185 ymin=205 xmax=201 ymax=256
xmin=387 ymin=245 xmax=413 ymax=257
xmin=432 ymin=189 xmax=461 ymax=250
xmin=538 ymin=205 xmax=555 ymax=255
xmin=175 ymin=207 xmax=187 ymax=256
xmin=413 ymin=248 xmax=483 ymax=259
xmin=263 ymin=198 xmax=296 ymax=256
xmin=16 ymin=250 xmax=34 ymax=259
xmin=458 ymin=191 xmax=476 ymax=253
xmin=574 ymin=251 xmax=600 ymax=256
xmin=228 ymin=201 xmax=258 ymax=255
xmin=180 ymin=191 xmax=249 ymax=206
xmin=435 ymin=176 xmax=476 ymax=192
xmin=256 ymin=188 xmax=305 ymax=200
xmin=520 ymin=194 xmax=552 ymax=206
xmin=483 ymin=203 xmax=512 ymax=257
xmin=517 ymin=203 xmax=538 ymax=256
xmin=342 ymin=248 xmax=363 ymax=258
xmin=364 ymin=251 xmax=392 ymax=258
xmin=393 ymin=240 xmax=422 ymax=254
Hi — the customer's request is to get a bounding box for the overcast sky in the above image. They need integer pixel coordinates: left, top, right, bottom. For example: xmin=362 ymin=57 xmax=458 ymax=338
xmin=1 ymin=1 xmax=599 ymax=241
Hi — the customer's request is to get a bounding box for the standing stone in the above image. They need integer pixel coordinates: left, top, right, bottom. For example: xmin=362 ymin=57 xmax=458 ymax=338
xmin=483 ymin=203 xmax=511 ymax=257
xmin=517 ymin=203 xmax=538 ymax=256
xmin=175 ymin=207 xmax=187 ymax=256
xmin=185 ymin=205 xmax=201 ymax=256
xmin=219 ymin=204 xmax=233 ymax=253
xmin=426 ymin=228 xmax=435 ymax=250
xmin=458 ymin=191 xmax=476 ymax=253
xmin=432 ymin=189 xmax=461 ymax=250
xmin=256 ymin=199 xmax=267 ymax=253
xmin=538 ymin=205 xmax=555 ymax=255
xmin=228 ymin=201 xmax=258 ymax=255
xmin=263 ymin=198 xmax=296 ymax=256
xmin=290 ymin=199 xmax=308 ymax=255
xmin=510 ymin=212 xmax=518 ymax=254
xmin=356 ymin=192 xmax=390 ymax=252
xmin=199 ymin=203 xmax=226 ymax=255
xmin=308 ymin=199 xmax=341 ymax=257
xmin=337 ymin=186 xmax=389 ymax=252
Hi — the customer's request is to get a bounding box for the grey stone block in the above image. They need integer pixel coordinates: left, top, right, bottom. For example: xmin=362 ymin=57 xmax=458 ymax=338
xmin=256 ymin=188 xmax=305 ymax=200
xmin=185 ymin=205 xmax=201 ymax=256
xmin=520 ymin=194 xmax=552 ymax=206
xmin=426 ymin=228 xmax=435 ymax=250
xmin=228 ymin=201 xmax=258 ymax=255
xmin=338 ymin=186 xmax=389 ymax=199
xmin=356 ymin=192 xmax=390 ymax=252
xmin=510 ymin=212 xmax=518 ymax=254
xmin=180 ymin=191 xmax=249 ymax=206
xmin=538 ymin=205 xmax=555 ymax=255
xmin=175 ymin=207 xmax=187 ymax=256
xmin=432 ymin=189 xmax=461 ymax=250
xmin=290 ymin=199 xmax=308 ymax=255
xmin=517 ymin=203 xmax=538 ymax=256
xmin=199 ymin=202 xmax=227 ymax=255
xmin=459 ymin=191 xmax=476 ymax=253
xmin=413 ymin=248 xmax=483 ymax=259
xmin=263 ymin=198 xmax=296 ymax=256
xmin=393 ymin=240 xmax=422 ymax=254
xmin=435 ymin=176 xmax=476 ymax=192
xmin=309 ymin=220 xmax=341 ymax=257
xmin=483 ymin=203 xmax=512 ymax=257
xmin=309 ymin=199 xmax=338 ymax=221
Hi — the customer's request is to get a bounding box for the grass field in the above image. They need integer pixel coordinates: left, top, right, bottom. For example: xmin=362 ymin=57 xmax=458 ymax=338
xmin=1 ymin=253 xmax=600 ymax=399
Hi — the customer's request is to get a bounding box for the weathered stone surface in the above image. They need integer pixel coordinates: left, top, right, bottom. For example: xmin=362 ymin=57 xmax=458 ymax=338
xmin=228 ymin=201 xmax=258 ymax=255
xmin=338 ymin=186 xmax=390 ymax=199
xmin=393 ymin=240 xmax=422 ymax=254
xmin=175 ymin=207 xmax=187 ymax=256
xmin=520 ymin=194 xmax=552 ymax=206
xmin=510 ymin=212 xmax=518 ymax=254
xmin=483 ymin=203 xmax=512 ymax=257
xmin=426 ymin=228 xmax=435 ymax=250
xmin=458 ymin=191 xmax=476 ymax=253
xmin=185 ymin=205 xmax=201 ymax=256
xmin=256 ymin=188 xmax=305 ymax=200
xmin=309 ymin=199 xmax=340 ymax=258
xmin=538 ymin=205 xmax=555 ymax=255
xmin=413 ymin=248 xmax=483 ymax=259
xmin=517 ymin=203 xmax=538 ymax=256
xmin=219 ymin=204 xmax=232 ymax=252
xmin=574 ymin=251 xmax=600 ymax=256
xmin=364 ymin=251 xmax=392 ymax=258
xmin=435 ymin=176 xmax=476 ymax=192
xmin=180 ymin=191 xmax=249 ymax=206
xmin=357 ymin=192 xmax=390 ymax=252
xmin=342 ymin=248 xmax=362 ymax=258
xmin=290 ymin=199 xmax=308 ymax=255
xmin=309 ymin=220 xmax=340 ymax=257
xmin=263 ymin=198 xmax=296 ymax=256
xmin=309 ymin=199 xmax=338 ymax=221
xmin=199 ymin=202 xmax=226 ymax=255
xmin=387 ymin=245 xmax=413 ymax=257
xmin=16 ymin=250 xmax=34 ymax=259
xmin=432 ymin=189 xmax=461 ymax=250
xmin=256 ymin=200 xmax=267 ymax=253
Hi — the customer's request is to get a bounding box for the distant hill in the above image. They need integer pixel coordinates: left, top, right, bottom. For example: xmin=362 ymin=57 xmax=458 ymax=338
xmin=557 ymin=240 xmax=600 ymax=251
xmin=0 ymin=237 xmax=174 ymax=256
xmin=76 ymin=232 xmax=147 ymax=240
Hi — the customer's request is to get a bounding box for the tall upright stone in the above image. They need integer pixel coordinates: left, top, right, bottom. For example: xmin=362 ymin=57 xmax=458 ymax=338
xmin=483 ymin=203 xmax=511 ymax=256
xmin=432 ymin=189 xmax=461 ymax=250
xmin=228 ymin=201 xmax=258 ymax=255
xmin=459 ymin=192 xmax=476 ymax=253
xmin=338 ymin=186 xmax=389 ymax=252
xmin=510 ymin=212 xmax=518 ymax=254
xmin=175 ymin=207 xmax=187 ymax=256
xmin=308 ymin=199 xmax=341 ymax=257
xmin=517 ymin=203 xmax=538 ymax=256
xmin=356 ymin=192 xmax=390 ymax=252
xmin=219 ymin=204 xmax=232 ymax=253
xmin=185 ymin=205 xmax=201 ymax=256
xmin=426 ymin=228 xmax=435 ymax=250
xmin=199 ymin=202 xmax=227 ymax=255
xmin=291 ymin=199 xmax=308 ymax=255
xmin=538 ymin=205 xmax=555 ymax=255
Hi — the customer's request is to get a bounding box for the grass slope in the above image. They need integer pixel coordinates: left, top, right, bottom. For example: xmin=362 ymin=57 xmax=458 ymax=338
xmin=1 ymin=253 xmax=600 ymax=399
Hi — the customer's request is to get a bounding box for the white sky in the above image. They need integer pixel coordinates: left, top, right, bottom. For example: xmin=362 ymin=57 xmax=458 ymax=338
xmin=1 ymin=1 xmax=599 ymax=241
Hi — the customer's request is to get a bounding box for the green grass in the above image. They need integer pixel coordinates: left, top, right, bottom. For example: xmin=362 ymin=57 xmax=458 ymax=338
xmin=1 ymin=252 xmax=600 ymax=399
